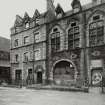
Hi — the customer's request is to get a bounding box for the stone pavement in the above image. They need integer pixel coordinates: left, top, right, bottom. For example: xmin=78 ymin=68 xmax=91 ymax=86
xmin=0 ymin=87 xmax=105 ymax=105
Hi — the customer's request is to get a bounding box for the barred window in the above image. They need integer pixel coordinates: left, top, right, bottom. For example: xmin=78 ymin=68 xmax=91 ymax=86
xmin=89 ymin=20 xmax=104 ymax=46
xmin=68 ymin=22 xmax=80 ymax=49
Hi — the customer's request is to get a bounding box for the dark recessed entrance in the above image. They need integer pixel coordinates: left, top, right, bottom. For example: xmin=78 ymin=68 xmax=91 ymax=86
xmin=15 ymin=70 xmax=22 ymax=85
xmin=37 ymin=72 xmax=42 ymax=84
xmin=0 ymin=67 xmax=11 ymax=84
xmin=53 ymin=60 xmax=75 ymax=85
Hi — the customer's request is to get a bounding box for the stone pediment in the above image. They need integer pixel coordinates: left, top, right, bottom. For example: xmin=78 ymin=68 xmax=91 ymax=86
xmin=33 ymin=9 xmax=40 ymax=19
xmin=55 ymin=3 xmax=64 ymax=15
xmin=14 ymin=15 xmax=23 ymax=27
xmin=23 ymin=12 xmax=30 ymax=23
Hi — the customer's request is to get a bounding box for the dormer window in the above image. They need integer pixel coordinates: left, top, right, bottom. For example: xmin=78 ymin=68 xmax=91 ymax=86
xmin=71 ymin=0 xmax=82 ymax=13
xmin=55 ymin=4 xmax=64 ymax=19
xmin=25 ymin=22 xmax=29 ymax=29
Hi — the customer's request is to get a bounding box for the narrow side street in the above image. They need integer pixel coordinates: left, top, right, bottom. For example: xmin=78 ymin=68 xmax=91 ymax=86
xmin=0 ymin=87 xmax=104 ymax=105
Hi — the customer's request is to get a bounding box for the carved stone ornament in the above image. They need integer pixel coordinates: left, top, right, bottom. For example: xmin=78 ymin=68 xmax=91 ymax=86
xmin=92 ymin=50 xmax=100 ymax=56
xmin=71 ymin=53 xmax=77 ymax=59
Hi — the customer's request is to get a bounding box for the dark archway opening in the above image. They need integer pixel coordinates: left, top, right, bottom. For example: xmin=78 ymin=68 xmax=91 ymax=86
xmin=53 ymin=61 xmax=75 ymax=85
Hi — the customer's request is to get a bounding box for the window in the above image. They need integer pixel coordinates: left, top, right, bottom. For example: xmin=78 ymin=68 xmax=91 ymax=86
xmin=89 ymin=20 xmax=104 ymax=46
xmin=24 ymin=36 xmax=29 ymax=44
xmin=34 ymin=32 xmax=40 ymax=42
xmin=93 ymin=15 xmax=100 ymax=21
xmin=14 ymin=39 xmax=18 ymax=47
xmin=68 ymin=22 xmax=80 ymax=49
xmin=36 ymin=18 xmax=40 ymax=25
xmin=27 ymin=69 xmax=33 ymax=80
xmin=15 ymin=70 xmax=22 ymax=81
xmin=25 ymin=22 xmax=29 ymax=29
xmin=28 ymin=69 xmax=32 ymax=74
xmin=24 ymin=52 xmax=29 ymax=62
xmin=34 ymin=49 xmax=41 ymax=60
xmin=15 ymin=54 xmax=19 ymax=62
xmin=51 ymin=28 xmax=60 ymax=53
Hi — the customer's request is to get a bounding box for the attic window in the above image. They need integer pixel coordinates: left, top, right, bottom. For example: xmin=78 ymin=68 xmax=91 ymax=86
xmin=71 ymin=22 xmax=76 ymax=27
xmin=93 ymin=15 xmax=100 ymax=21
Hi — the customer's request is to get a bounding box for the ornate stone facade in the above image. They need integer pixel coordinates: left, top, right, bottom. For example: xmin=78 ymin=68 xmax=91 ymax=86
xmin=10 ymin=0 xmax=105 ymax=87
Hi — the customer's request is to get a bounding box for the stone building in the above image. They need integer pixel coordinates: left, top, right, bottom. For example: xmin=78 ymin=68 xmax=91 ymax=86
xmin=0 ymin=37 xmax=10 ymax=84
xmin=11 ymin=0 xmax=105 ymax=87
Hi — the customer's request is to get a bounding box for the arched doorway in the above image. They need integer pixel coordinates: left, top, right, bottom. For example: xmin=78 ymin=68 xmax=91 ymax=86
xmin=53 ymin=60 xmax=76 ymax=86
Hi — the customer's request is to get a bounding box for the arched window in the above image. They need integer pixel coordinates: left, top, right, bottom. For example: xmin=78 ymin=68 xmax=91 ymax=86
xmin=89 ymin=15 xmax=104 ymax=46
xmin=51 ymin=27 xmax=60 ymax=53
xmin=68 ymin=21 xmax=80 ymax=49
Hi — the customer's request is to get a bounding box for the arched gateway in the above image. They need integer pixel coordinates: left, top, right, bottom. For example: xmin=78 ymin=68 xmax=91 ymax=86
xmin=52 ymin=59 xmax=77 ymax=86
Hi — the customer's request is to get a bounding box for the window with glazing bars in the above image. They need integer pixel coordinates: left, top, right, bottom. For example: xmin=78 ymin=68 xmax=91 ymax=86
xmin=51 ymin=32 xmax=60 ymax=53
xmin=89 ymin=20 xmax=104 ymax=46
xmin=68 ymin=22 xmax=80 ymax=49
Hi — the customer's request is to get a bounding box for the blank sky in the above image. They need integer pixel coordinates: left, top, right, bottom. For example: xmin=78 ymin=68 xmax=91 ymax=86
xmin=0 ymin=0 xmax=91 ymax=39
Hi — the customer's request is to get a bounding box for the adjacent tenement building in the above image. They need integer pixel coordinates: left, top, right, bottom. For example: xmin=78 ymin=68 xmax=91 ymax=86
xmin=10 ymin=0 xmax=105 ymax=87
xmin=0 ymin=37 xmax=10 ymax=84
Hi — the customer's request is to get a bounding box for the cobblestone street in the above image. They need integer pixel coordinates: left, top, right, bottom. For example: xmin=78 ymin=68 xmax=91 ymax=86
xmin=0 ymin=87 xmax=104 ymax=105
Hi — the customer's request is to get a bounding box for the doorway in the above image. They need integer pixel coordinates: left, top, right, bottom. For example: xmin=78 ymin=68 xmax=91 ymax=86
xmin=37 ymin=72 xmax=42 ymax=84
xmin=15 ymin=70 xmax=22 ymax=85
